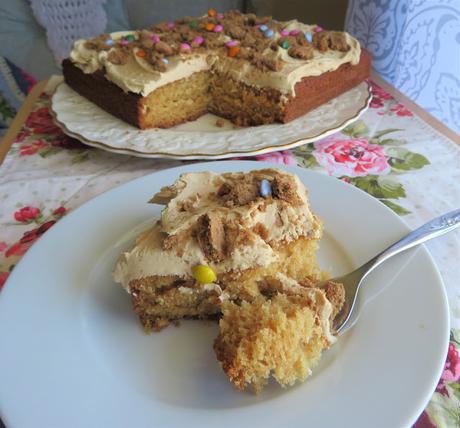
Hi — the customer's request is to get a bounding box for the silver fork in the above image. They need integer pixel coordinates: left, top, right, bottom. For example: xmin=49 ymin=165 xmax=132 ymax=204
xmin=328 ymin=208 xmax=460 ymax=334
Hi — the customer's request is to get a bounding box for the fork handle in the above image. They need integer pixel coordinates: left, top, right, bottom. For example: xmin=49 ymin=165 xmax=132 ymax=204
xmin=362 ymin=208 xmax=460 ymax=280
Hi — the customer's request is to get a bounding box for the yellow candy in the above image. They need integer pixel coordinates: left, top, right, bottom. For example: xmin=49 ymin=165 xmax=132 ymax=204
xmin=192 ymin=265 xmax=216 ymax=284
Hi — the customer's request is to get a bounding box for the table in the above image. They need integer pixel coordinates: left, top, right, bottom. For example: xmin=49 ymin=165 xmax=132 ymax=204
xmin=1 ymin=76 xmax=459 ymax=428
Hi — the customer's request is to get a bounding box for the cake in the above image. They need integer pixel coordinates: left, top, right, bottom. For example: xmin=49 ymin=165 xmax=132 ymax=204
xmin=63 ymin=9 xmax=371 ymax=129
xmin=113 ymin=168 xmax=345 ymax=392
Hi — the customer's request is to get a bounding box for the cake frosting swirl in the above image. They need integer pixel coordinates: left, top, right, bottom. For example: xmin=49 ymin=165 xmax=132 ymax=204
xmin=113 ymin=169 xmax=322 ymax=290
xmin=69 ymin=11 xmax=361 ymax=97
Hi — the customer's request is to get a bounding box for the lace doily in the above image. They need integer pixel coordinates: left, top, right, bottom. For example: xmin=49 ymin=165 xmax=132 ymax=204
xmin=30 ymin=0 xmax=108 ymax=65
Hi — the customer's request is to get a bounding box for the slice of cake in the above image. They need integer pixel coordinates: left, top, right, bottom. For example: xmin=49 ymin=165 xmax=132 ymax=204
xmin=214 ymin=275 xmax=343 ymax=393
xmin=63 ymin=10 xmax=371 ymax=129
xmin=112 ymin=168 xmax=344 ymax=392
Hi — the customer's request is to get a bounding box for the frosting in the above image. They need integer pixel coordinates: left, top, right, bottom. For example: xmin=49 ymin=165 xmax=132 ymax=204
xmin=274 ymin=273 xmax=336 ymax=345
xmin=69 ymin=20 xmax=361 ymax=97
xmin=112 ymin=169 xmax=321 ymax=290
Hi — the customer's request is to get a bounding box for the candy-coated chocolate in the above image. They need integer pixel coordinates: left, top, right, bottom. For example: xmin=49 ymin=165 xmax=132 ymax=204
xmin=259 ymin=179 xmax=272 ymax=198
xmin=228 ymin=46 xmax=239 ymax=57
xmin=192 ymin=265 xmax=216 ymax=284
xmin=208 ymin=8 xmax=217 ymax=17
xmin=193 ymin=36 xmax=204 ymax=45
xmin=280 ymin=40 xmax=289 ymax=49
xmin=264 ymin=29 xmax=274 ymax=38
xmin=214 ymin=24 xmax=223 ymax=33
xmin=305 ymin=32 xmax=313 ymax=43
xmin=259 ymin=24 xmax=268 ymax=31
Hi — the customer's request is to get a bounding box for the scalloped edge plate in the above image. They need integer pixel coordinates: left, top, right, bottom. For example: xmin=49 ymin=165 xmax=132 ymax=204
xmin=50 ymin=81 xmax=371 ymax=159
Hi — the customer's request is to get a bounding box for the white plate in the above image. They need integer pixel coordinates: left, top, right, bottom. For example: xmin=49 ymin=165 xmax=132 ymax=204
xmin=0 ymin=161 xmax=449 ymax=428
xmin=50 ymin=81 xmax=371 ymax=160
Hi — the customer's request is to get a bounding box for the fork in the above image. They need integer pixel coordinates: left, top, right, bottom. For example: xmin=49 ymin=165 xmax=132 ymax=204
xmin=328 ymin=208 xmax=460 ymax=334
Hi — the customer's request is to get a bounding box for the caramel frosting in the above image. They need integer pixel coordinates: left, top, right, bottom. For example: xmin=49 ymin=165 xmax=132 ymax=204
xmin=69 ymin=11 xmax=361 ymax=97
xmin=112 ymin=169 xmax=322 ymax=290
xmin=273 ymin=273 xmax=336 ymax=345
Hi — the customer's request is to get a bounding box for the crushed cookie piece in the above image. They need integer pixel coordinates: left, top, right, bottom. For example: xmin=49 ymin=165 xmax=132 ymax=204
xmin=196 ymin=212 xmax=226 ymax=262
xmin=313 ymin=31 xmax=350 ymax=53
xmin=152 ymin=58 xmax=167 ymax=71
xmin=215 ymin=118 xmax=225 ymax=127
xmin=313 ymin=32 xmax=330 ymax=52
xmin=251 ymin=53 xmax=282 ymax=71
xmin=271 ymin=175 xmax=303 ymax=205
xmin=324 ymin=281 xmax=346 ymax=319
xmin=84 ymin=35 xmax=112 ymax=51
xmin=288 ymin=45 xmax=314 ymax=60
xmin=329 ymin=31 xmax=350 ymax=51
xmin=227 ymin=26 xmax=246 ymax=40
xmin=238 ymin=47 xmax=254 ymax=60
xmin=154 ymin=41 xmax=173 ymax=55
xmin=253 ymin=223 xmax=269 ymax=241
xmin=162 ymin=234 xmax=179 ymax=250
xmin=217 ymin=178 xmax=260 ymax=206
xmin=107 ymin=48 xmax=129 ymax=65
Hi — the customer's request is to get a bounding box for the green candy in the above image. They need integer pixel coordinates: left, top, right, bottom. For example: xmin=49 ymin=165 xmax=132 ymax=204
xmin=189 ymin=21 xmax=197 ymax=29
xmin=280 ymin=40 xmax=289 ymax=49
xmin=125 ymin=34 xmax=135 ymax=42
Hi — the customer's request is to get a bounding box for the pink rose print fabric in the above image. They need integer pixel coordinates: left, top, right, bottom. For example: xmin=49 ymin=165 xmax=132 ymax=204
xmin=313 ymin=137 xmax=391 ymax=177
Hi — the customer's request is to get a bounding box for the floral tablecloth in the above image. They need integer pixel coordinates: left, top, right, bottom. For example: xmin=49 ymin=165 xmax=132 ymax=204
xmin=0 ymin=78 xmax=459 ymax=427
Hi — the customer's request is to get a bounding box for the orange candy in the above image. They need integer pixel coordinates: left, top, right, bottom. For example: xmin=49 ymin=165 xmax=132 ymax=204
xmin=228 ymin=46 xmax=239 ymax=57
xmin=205 ymin=22 xmax=215 ymax=31
xmin=208 ymin=8 xmax=217 ymax=17
xmin=136 ymin=50 xmax=146 ymax=58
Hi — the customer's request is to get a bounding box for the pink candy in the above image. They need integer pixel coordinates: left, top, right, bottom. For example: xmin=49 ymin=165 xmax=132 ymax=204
xmin=217 ymin=13 xmax=224 ymax=20
xmin=213 ymin=24 xmax=223 ymax=32
xmin=225 ymin=40 xmax=238 ymax=47
xmin=280 ymin=30 xmax=289 ymax=36
xmin=180 ymin=42 xmax=191 ymax=51
xmin=119 ymin=39 xmax=129 ymax=46
xmin=150 ymin=34 xmax=161 ymax=43
xmin=166 ymin=22 xmax=175 ymax=29
xmin=314 ymin=25 xmax=323 ymax=32
xmin=289 ymin=29 xmax=300 ymax=36
xmin=193 ymin=36 xmax=204 ymax=45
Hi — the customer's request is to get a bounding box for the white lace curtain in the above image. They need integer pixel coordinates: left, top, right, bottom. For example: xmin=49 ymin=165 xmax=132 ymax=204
xmin=30 ymin=0 xmax=108 ymax=65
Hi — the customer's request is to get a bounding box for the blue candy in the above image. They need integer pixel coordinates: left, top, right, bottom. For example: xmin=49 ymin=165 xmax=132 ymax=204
xmin=106 ymin=39 xmax=114 ymax=46
xmin=259 ymin=179 xmax=272 ymax=198
xmin=264 ymin=29 xmax=274 ymax=38
xmin=305 ymin=32 xmax=313 ymax=43
xmin=161 ymin=58 xmax=169 ymax=64
xmin=259 ymin=24 xmax=268 ymax=31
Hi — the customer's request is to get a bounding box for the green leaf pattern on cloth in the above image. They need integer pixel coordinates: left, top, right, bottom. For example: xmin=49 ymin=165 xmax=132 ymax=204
xmin=292 ymin=120 xmax=430 ymax=215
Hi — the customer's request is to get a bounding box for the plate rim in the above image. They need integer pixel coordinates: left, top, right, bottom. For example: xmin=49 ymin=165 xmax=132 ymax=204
xmin=49 ymin=81 xmax=372 ymax=160
xmin=0 ymin=161 xmax=450 ymax=428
